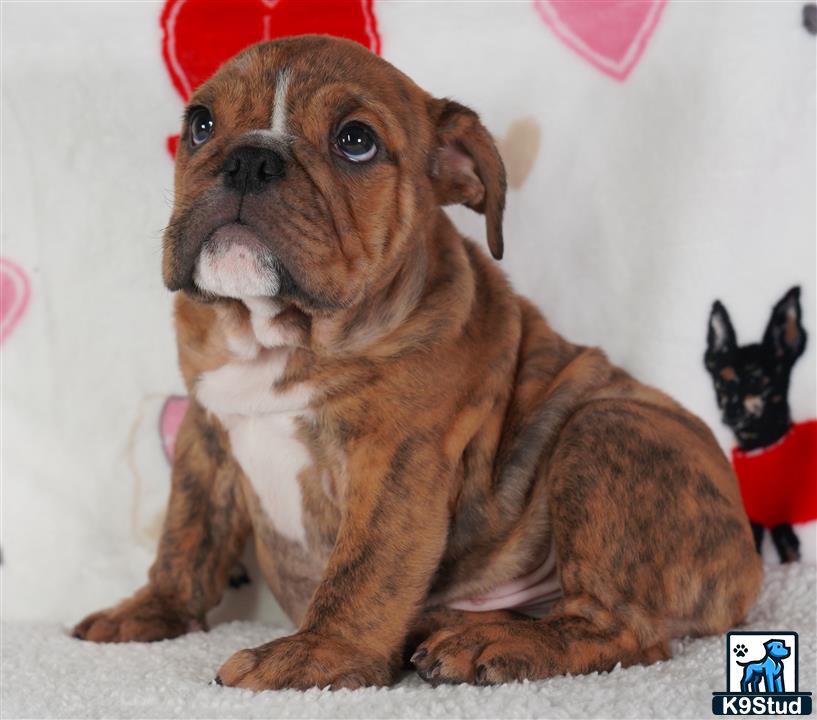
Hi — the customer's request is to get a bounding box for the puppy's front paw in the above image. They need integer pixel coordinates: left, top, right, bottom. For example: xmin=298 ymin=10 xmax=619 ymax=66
xmin=412 ymin=622 xmax=538 ymax=685
xmin=216 ymin=632 xmax=392 ymax=691
xmin=72 ymin=587 xmax=198 ymax=643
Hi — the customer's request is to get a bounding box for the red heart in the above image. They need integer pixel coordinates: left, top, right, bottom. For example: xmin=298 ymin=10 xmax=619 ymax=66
xmin=161 ymin=0 xmax=380 ymax=102
xmin=534 ymin=0 xmax=667 ymax=81
xmin=160 ymin=395 xmax=189 ymax=462
xmin=0 ymin=258 xmax=30 ymax=345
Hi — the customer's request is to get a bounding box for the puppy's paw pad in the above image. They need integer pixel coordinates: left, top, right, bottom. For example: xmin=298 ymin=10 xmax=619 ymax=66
xmin=217 ymin=649 xmax=259 ymax=687
xmin=472 ymin=646 xmax=534 ymax=685
xmin=217 ymin=633 xmax=391 ymax=691
xmin=411 ymin=626 xmax=489 ymax=685
xmin=413 ymin=622 xmax=543 ymax=685
xmin=329 ymin=674 xmax=367 ymax=691
xmin=71 ymin=590 xmax=191 ymax=643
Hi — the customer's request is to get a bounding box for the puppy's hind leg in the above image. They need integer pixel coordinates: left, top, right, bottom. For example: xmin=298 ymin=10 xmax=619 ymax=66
xmin=73 ymin=401 xmax=252 ymax=642
xmin=412 ymin=598 xmax=673 ymax=685
xmin=417 ymin=399 xmax=762 ymax=684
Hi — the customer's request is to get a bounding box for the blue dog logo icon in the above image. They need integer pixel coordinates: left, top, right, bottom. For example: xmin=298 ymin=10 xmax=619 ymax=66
xmin=738 ymin=639 xmax=791 ymax=694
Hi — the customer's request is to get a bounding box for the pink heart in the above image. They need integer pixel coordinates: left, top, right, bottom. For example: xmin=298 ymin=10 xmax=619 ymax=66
xmin=0 ymin=258 xmax=31 ymax=345
xmin=160 ymin=395 xmax=189 ymax=462
xmin=534 ymin=0 xmax=667 ymax=81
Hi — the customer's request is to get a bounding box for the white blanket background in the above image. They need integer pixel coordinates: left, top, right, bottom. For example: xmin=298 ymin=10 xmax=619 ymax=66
xmin=1 ymin=565 xmax=813 ymax=719
xmin=2 ymin=0 xmax=815 ymax=682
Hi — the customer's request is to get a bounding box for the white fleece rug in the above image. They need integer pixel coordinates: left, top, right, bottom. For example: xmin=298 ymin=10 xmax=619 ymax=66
xmin=2 ymin=564 xmax=814 ymax=720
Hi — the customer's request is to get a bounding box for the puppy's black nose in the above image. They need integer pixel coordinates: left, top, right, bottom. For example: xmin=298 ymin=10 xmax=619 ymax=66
xmin=222 ymin=146 xmax=285 ymax=193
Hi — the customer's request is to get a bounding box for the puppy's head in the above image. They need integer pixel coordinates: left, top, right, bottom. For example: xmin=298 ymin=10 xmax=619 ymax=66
xmin=162 ymin=35 xmax=506 ymax=314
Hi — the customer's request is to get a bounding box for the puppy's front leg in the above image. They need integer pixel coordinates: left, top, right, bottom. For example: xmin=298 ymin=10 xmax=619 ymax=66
xmin=73 ymin=400 xmax=251 ymax=642
xmin=217 ymin=437 xmax=451 ymax=691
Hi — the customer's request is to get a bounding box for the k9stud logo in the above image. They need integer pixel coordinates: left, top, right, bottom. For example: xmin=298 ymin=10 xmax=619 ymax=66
xmin=713 ymin=632 xmax=812 ymax=715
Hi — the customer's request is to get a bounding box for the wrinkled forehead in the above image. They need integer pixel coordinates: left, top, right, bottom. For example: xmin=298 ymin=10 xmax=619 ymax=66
xmin=191 ymin=37 xmax=427 ymax=137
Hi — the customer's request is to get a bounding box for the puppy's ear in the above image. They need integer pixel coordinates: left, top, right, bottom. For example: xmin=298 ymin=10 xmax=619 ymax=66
xmin=428 ymin=99 xmax=507 ymax=259
xmin=763 ymin=286 xmax=806 ymax=362
xmin=705 ymin=300 xmax=737 ymax=372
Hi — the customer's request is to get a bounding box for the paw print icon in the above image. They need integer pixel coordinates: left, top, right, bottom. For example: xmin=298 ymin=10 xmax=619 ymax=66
xmin=733 ymin=643 xmax=748 ymax=658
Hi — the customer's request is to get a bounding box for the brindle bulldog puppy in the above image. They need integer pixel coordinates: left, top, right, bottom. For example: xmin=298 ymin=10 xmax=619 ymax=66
xmin=73 ymin=36 xmax=762 ymax=690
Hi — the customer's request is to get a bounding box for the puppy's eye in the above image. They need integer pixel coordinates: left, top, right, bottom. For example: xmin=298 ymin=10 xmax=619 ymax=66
xmin=334 ymin=122 xmax=377 ymax=162
xmin=189 ymin=107 xmax=214 ymax=147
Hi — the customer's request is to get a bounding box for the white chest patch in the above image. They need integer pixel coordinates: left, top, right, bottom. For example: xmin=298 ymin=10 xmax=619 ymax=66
xmin=196 ymin=340 xmax=313 ymax=546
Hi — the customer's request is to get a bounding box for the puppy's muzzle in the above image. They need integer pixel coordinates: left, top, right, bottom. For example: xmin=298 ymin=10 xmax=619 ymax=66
xmin=222 ymin=145 xmax=286 ymax=194
xmin=188 ymin=146 xmax=288 ymax=300
xmin=194 ymin=225 xmax=281 ymax=299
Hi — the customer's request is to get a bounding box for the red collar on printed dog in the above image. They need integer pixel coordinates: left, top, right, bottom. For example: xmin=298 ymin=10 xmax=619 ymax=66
xmin=731 ymin=420 xmax=817 ymax=527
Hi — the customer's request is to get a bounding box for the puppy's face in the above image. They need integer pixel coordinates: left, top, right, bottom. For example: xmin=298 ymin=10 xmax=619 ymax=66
xmin=162 ymin=36 xmax=505 ymax=314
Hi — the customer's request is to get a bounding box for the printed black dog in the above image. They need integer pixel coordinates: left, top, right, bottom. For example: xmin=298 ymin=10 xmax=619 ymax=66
xmin=705 ymin=287 xmax=816 ymax=562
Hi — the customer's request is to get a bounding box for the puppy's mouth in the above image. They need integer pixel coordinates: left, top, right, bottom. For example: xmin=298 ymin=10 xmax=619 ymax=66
xmin=193 ymin=223 xmax=282 ymax=300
